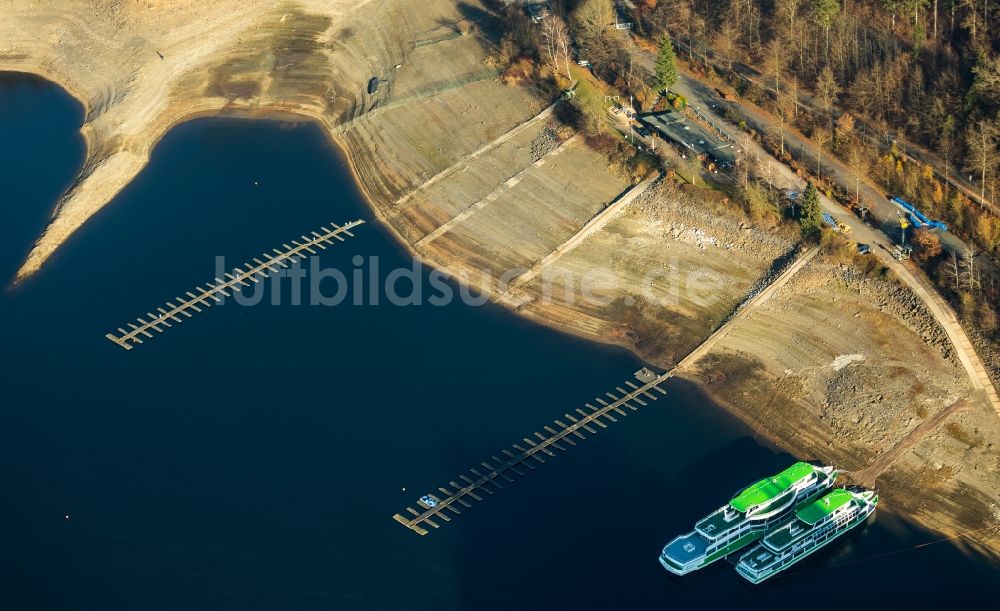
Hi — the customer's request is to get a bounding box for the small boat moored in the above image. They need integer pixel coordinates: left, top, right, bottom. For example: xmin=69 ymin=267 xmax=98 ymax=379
xmin=418 ymin=494 xmax=439 ymax=509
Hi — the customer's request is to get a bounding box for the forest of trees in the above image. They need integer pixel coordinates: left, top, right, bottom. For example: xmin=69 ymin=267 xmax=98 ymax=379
xmin=618 ymin=0 xmax=1000 ymax=335
xmin=627 ymin=1 xmax=1000 ymax=218
xmin=488 ymin=0 xmax=1000 ymax=338
xmin=629 ymin=0 xmax=998 ymax=160
xmin=498 ymin=0 xmax=998 ymax=215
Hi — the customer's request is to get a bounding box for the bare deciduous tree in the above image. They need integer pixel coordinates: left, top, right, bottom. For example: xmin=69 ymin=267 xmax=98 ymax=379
xmin=572 ymin=0 xmax=614 ymax=45
xmin=813 ymin=126 xmax=831 ymax=179
xmin=541 ymin=15 xmax=573 ymax=83
xmin=815 ymin=65 xmax=841 ymax=126
xmin=772 ymin=91 xmax=796 ymax=157
xmin=846 ymin=142 xmax=871 ymax=205
xmin=965 ymin=118 xmax=1000 ymax=207
xmin=964 ymin=246 xmax=982 ymax=295
xmin=712 ymin=20 xmax=741 ymax=74
xmin=761 ymin=38 xmax=787 ymax=95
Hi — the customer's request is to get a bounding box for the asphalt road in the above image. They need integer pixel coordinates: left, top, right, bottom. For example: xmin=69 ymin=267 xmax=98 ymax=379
xmin=635 ymin=51 xmax=993 ymax=274
xmin=673 ymin=37 xmax=996 ymax=214
xmin=631 ymin=52 xmax=1000 ymax=415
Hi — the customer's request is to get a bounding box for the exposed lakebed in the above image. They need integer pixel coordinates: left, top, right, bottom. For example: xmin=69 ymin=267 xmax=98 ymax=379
xmin=1 ymin=73 xmax=997 ymax=611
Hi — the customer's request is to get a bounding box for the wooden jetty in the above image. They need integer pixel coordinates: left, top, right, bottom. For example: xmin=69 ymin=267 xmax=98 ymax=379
xmin=105 ymin=220 xmax=365 ymax=350
xmin=392 ymin=246 xmax=823 ymax=536
xmin=393 ymin=367 xmax=669 ymax=535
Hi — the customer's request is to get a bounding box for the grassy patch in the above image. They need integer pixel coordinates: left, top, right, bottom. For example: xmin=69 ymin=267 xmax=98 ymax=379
xmin=569 ymin=64 xmax=615 ymax=112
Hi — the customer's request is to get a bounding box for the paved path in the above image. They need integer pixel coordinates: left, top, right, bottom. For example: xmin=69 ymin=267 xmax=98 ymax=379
xmin=853 ymin=399 xmax=969 ymax=487
xmin=667 ymin=36 xmax=996 ymax=213
xmin=501 ymin=174 xmax=658 ymax=300
xmin=415 ymin=135 xmax=578 ymax=247
xmin=872 ymin=244 xmax=1000 ymax=419
xmin=391 ymin=101 xmax=559 ymax=217
xmin=701 ymin=78 xmax=976 ymax=259
xmin=683 ymin=61 xmax=1000 ymax=288
xmin=638 ymin=47 xmax=985 ymax=264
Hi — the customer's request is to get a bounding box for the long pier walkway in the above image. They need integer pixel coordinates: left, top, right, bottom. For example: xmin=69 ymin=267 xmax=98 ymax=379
xmin=105 ymin=220 xmax=365 ymax=350
xmin=671 ymin=246 xmax=819 ymax=372
xmin=394 ymin=245 xmax=820 ymax=535
xmin=393 ymin=367 xmax=667 ymax=535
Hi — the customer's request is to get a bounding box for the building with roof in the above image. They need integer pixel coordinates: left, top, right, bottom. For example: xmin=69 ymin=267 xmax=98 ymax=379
xmin=636 ymin=110 xmax=735 ymax=170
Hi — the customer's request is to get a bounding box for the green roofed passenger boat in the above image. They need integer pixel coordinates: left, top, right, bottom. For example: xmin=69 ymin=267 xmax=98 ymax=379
xmin=659 ymin=462 xmax=838 ymax=576
xmin=735 ymin=487 xmax=878 ymax=584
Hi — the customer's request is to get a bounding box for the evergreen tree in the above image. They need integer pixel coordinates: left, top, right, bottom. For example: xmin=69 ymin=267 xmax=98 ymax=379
xmin=811 ymin=0 xmax=839 ymax=56
xmin=655 ymin=34 xmax=678 ymax=92
xmin=799 ymin=182 xmax=823 ymax=234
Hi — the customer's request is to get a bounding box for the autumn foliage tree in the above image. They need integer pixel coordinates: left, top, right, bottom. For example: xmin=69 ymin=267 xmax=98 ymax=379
xmin=572 ymin=0 xmax=614 ymax=47
xmin=911 ymin=229 xmax=943 ymax=264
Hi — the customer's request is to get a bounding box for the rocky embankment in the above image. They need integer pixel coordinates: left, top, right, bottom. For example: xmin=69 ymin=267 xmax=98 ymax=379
xmin=2 ymin=0 xmax=997 ymax=557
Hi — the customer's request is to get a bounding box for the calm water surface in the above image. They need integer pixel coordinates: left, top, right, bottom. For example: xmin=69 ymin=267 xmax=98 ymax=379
xmin=1 ymin=73 xmax=998 ymax=610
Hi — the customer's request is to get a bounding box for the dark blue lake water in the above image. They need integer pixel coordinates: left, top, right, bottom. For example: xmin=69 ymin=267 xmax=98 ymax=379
xmin=1 ymin=73 xmax=998 ymax=610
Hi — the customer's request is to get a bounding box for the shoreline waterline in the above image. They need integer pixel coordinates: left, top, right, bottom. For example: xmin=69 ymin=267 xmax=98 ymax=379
xmin=0 ymin=74 xmax=1000 ymax=609
xmin=4 ymin=69 xmax=999 ymax=562
xmin=0 ymin=69 xmax=659 ymax=362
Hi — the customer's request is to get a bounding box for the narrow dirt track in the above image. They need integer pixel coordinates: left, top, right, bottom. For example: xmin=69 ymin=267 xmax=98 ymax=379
xmin=853 ymin=399 xmax=969 ymax=487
